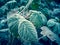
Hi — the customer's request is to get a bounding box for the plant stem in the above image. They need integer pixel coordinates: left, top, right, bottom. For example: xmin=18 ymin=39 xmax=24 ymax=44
xmin=18 ymin=0 xmax=33 ymax=15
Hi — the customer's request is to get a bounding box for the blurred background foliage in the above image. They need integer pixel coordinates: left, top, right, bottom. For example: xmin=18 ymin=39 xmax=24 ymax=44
xmin=0 ymin=0 xmax=60 ymax=45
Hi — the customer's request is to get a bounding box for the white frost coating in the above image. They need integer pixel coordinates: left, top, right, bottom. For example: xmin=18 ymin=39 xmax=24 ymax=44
xmin=18 ymin=20 xmax=38 ymax=42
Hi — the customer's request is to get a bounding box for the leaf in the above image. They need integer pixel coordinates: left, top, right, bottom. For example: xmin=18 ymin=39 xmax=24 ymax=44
xmin=29 ymin=10 xmax=47 ymax=28
xmin=47 ymin=19 xmax=57 ymax=27
xmin=7 ymin=14 xmax=38 ymax=43
xmin=6 ymin=1 xmax=18 ymax=9
xmin=18 ymin=20 xmax=38 ymax=42
xmin=41 ymin=26 xmax=60 ymax=44
xmin=7 ymin=14 xmax=25 ymax=37
xmin=0 ymin=29 xmax=9 ymax=39
xmin=47 ymin=19 xmax=60 ymax=35
xmin=53 ymin=23 xmax=60 ymax=35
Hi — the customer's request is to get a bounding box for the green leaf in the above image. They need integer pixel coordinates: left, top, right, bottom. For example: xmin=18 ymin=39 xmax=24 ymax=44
xmin=47 ymin=19 xmax=57 ymax=27
xmin=47 ymin=19 xmax=60 ymax=35
xmin=7 ymin=14 xmax=25 ymax=37
xmin=53 ymin=23 xmax=60 ymax=35
xmin=18 ymin=20 xmax=38 ymax=42
xmin=7 ymin=14 xmax=38 ymax=43
xmin=29 ymin=10 xmax=47 ymax=28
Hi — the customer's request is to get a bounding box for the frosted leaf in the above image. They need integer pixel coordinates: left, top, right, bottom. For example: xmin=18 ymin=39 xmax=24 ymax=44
xmin=47 ymin=19 xmax=57 ymax=27
xmin=53 ymin=23 xmax=60 ymax=35
xmin=18 ymin=20 xmax=38 ymax=42
xmin=7 ymin=14 xmax=25 ymax=37
xmin=29 ymin=10 xmax=47 ymax=28
xmin=47 ymin=19 xmax=60 ymax=35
